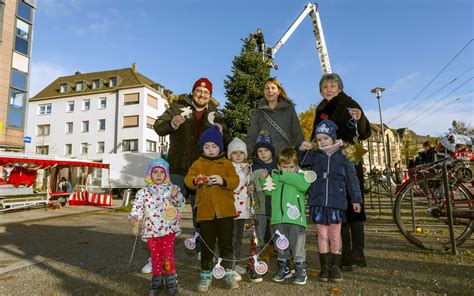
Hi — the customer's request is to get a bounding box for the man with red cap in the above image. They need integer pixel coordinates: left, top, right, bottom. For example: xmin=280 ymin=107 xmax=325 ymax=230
xmin=154 ymin=77 xmax=230 ymax=260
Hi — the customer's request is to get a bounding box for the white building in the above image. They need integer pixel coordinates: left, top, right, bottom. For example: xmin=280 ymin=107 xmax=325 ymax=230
xmin=26 ymin=64 xmax=169 ymax=161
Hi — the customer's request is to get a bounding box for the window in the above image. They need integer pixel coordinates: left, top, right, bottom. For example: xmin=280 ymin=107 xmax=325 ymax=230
xmin=36 ymin=146 xmax=49 ymax=155
xmin=147 ymin=94 xmax=157 ymax=108
xmin=17 ymin=1 xmax=32 ymax=22
xmin=59 ymin=84 xmax=67 ymax=93
xmin=16 ymin=18 xmax=29 ymax=39
xmin=122 ymin=139 xmax=138 ymax=152
xmin=7 ymin=108 xmax=23 ymax=128
xmin=0 ymin=1 xmax=5 ymax=43
xmin=98 ymin=119 xmax=106 ymax=131
xmin=10 ymin=88 xmax=25 ymax=109
xmin=37 ymin=124 xmax=50 ymax=136
xmin=76 ymin=81 xmax=83 ymax=91
xmin=65 ymin=144 xmax=72 ymax=155
xmin=14 ymin=35 xmax=28 ymax=55
xmin=146 ymin=140 xmax=156 ymax=152
xmin=123 ymin=115 xmax=139 ymax=128
xmin=82 ymin=121 xmax=89 ymax=132
xmin=81 ymin=143 xmax=89 ymax=155
xmin=66 ymin=122 xmax=73 ymax=133
xmin=92 ymin=79 xmax=100 ymax=89
xmin=109 ymin=77 xmax=117 ymax=87
xmin=12 ymin=69 xmax=27 ymax=90
xmin=67 ymin=101 xmax=74 ymax=112
xmin=99 ymin=97 xmax=107 ymax=109
xmin=38 ymin=103 xmax=52 ymax=115
xmin=97 ymin=142 xmax=105 ymax=153
xmin=83 ymin=99 xmax=90 ymax=111
xmin=124 ymin=93 xmax=139 ymax=105
xmin=146 ymin=116 xmax=155 ymax=129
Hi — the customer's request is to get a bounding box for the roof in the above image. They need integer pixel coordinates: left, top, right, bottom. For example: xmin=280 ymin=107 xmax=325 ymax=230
xmin=0 ymin=152 xmax=109 ymax=169
xmin=30 ymin=66 xmax=166 ymax=101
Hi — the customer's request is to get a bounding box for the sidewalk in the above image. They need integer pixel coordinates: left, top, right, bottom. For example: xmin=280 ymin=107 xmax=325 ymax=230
xmin=0 ymin=199 xmax=122 ymax=226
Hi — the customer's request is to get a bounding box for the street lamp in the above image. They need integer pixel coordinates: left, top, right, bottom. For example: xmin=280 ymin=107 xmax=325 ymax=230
xmin=371 ymin=87 xmax=393 ymax=207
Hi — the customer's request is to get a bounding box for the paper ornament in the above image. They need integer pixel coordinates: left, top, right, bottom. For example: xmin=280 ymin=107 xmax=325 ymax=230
xmin=180 ymin=106 xmax=192 ymax=118
xmin=262 ymin=175 xmax=275 ymax=191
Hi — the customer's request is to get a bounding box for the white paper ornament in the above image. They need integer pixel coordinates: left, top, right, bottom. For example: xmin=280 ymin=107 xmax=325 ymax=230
xmin=212 ymin=258 xmax=225 ymax=279
xmin=262 ymin=175 xmax=275 ymax=191
xmin=303 ymin=170 xmax=317 ymax=183
xmin=275 ymin=230 xmax=289 ymax=250
xmin=286 ymin=203 xmax=301 ymax=220
xmin=164 ymin=199 xmax=178 ymax=220
xmin=184 ymin=232 xmax=199 ymax=250
xmin=180 ymin=106 xmax=192 ymax=118
xmin=253 ymin=255 xmax=268 ymax=275
xmin=207 ymin=111 xmax=216 ymax=125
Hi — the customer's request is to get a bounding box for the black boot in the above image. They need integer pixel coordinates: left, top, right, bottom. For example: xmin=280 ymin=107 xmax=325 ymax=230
xmin=329 ymin=253 xmax=343 ymax=282
xmin=165 ymin=274 xmax=178 ymax=294
xmin=147 ymin=275 xmax=163 ymax=296
xmin=318 ymin=253 xmax=330 ymax=282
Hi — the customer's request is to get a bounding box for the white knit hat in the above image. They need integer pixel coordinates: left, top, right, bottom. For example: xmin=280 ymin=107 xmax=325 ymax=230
xmin=227 ymin=137 xmax=248 ymax=159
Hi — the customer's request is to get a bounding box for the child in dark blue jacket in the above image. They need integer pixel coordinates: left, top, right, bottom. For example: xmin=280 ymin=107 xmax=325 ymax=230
xmin=299 ymin=119 xmax=362 ymax=283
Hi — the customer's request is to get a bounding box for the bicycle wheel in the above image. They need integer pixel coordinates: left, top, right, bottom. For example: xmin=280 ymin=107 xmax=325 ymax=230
xmin=394 ymin=175 xmax=473 ymax=251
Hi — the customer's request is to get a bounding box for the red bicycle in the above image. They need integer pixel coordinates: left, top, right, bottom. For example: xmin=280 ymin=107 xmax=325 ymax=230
xmin=394 ymin=156 xmax=473 ymax=251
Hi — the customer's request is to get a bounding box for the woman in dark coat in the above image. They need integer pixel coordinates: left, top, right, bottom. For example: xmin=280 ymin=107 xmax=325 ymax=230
xmin=310 ymin=73 xmax=371 ymax=270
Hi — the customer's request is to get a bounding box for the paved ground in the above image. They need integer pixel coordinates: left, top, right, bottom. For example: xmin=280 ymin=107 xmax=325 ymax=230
xmin=0 ymin=197 xmax=472 ymax=295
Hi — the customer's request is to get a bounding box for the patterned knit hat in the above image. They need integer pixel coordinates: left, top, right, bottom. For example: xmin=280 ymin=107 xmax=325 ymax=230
xmin=199 ymin=125 xmax=224 ymax=153
xmin=227 ymin=137 xmax=248 ymax=159
xmin=192 ymin=77 xmax=213 ymax=96
xmin=145 ymin=158 xmax=170 ymax=185
xmin=315 ymin=119 xmax=338 ymax=139
xmin=254 ymin=130 xmax=275 ymax=156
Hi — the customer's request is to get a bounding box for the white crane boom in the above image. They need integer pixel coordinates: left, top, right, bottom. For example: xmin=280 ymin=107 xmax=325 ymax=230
xmin=269 ymin=3 xmax=332 ymax=74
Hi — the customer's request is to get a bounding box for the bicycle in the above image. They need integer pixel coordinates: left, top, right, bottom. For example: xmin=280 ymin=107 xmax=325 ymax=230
xmin=393 ymin=156 xmax=473 ymax=251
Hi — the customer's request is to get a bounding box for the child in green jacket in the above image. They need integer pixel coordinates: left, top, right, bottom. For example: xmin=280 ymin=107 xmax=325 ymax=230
xmin=259 ymin=148 xmax=311 ymax=285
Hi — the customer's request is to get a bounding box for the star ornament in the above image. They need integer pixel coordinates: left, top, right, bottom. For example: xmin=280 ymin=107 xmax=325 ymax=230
xmin=352 ymin=136 xmax=368 ymax=165
xmin=180 ymin=106 xmax=192 ymax=118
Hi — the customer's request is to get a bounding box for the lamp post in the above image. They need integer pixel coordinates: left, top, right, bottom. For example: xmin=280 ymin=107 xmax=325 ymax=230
xmin=371 ymin=87 xmax=393 ymax=208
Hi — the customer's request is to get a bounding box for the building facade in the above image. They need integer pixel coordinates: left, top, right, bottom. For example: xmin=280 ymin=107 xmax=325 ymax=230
xmin=26 ymin=65 xmax=169 ymax=161
xmin=0 ymin=0 xmax=36 ymax=152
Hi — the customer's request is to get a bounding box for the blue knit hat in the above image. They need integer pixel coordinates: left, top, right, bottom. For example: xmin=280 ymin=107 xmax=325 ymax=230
xmin=199 ymin=125 xmax=224 ymax=153
xmin=315 ymin=119 xmax=338 ymax=139
xmin=254 ymin=131 xmax=275 ymax=156
xmin=145 ymin=158 xmax=170 ymax=185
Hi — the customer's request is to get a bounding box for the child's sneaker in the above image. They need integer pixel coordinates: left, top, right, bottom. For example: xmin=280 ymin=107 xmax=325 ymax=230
xmin=141 ymin=257 xmax=152 ymax=274
xmin=233 ymin=270 xmax=242 ymax=282
xmin=197 ymin=271 xmax=212 ymax=292
xmin=293 ymin=261 xmax=307 ymax=285
xmin=249 ymin=270 xmax=263 ymax=283
xmin=234 ymin=264 xmax=247 ymax=275
xmin=272 ymin=259 xmax=292 ymax=282
xmin=223 ymin=269 xmax=239 ymax=289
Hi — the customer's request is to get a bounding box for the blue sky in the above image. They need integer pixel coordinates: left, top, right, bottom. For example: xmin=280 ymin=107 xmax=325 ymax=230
xmin=30 ymin=0 xmax=473 ymax=136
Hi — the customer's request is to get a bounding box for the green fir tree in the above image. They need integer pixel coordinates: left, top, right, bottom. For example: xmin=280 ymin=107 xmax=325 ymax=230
xmin=222 ymin=35 xmax=271 ymax=138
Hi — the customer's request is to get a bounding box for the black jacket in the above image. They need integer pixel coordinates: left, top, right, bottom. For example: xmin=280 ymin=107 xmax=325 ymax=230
xmin=154 ymin=96 xmax=230 ymax=175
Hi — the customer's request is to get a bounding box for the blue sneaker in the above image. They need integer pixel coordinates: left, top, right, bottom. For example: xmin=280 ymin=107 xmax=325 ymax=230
xmin=272 ymin=259 xmax=292 ymax=282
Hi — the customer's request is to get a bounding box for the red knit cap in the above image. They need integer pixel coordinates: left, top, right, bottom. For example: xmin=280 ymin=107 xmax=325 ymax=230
xmin=192 ymin=77 xmax=212 ymax=96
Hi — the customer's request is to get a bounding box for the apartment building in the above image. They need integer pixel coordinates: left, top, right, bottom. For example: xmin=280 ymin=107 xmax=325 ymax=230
xmin=26 ymin=65 xmax=169 ymax=161
xmin=0 ymin=0 xmax=36 ymax=152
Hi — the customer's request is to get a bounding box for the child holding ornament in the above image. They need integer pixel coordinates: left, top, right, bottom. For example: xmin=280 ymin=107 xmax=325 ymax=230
xmin=184 ymin=125 xmax=240 ymax=292
xmin=299 ymin=119 xmax=362 ymax=282
xmin=130 ymin=158 xmax=185 ymax=295
xmin=260 ymin=148 xmax=311 ymax=285
xmin=227 ymin=137 xmax=252 ymax=281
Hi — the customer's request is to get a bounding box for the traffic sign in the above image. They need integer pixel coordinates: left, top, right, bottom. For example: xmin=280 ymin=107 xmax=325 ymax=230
xmin=23 ymin=136 xmax=32 ymax=143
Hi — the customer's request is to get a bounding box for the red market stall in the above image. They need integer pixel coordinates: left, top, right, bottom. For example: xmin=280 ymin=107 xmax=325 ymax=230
xmin=0 ymin=152 xmax=112 ymax=211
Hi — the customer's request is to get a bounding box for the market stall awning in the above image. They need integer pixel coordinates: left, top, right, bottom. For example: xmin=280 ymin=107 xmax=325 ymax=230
xmin=0 ymin=152 xmax=109 ymax=169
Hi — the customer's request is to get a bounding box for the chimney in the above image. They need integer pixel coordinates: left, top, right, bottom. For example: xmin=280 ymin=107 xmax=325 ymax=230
xmin=132 ymin=63 xmax=136 ymax=73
